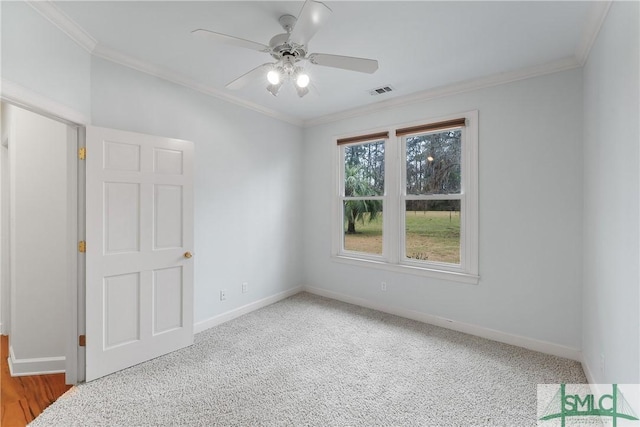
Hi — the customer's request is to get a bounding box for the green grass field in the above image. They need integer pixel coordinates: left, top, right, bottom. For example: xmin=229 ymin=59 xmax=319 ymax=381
xmin=344 ymin=211 xmax=460 ymax=264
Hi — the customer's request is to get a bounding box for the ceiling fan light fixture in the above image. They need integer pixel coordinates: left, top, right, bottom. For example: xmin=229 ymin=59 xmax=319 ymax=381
xmin=267 ymin=69 xmax=281 ymax=85
xmin=267 ymin=82 xmax=283 ymax=96
xmin=296 ymin=85 xmax=309 ymax=98
xmin=296 ymin=72 xmax=310 ymax=88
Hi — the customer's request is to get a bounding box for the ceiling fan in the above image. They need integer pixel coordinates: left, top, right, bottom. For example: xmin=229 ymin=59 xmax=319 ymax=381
xmin=192 ymin=0 xmax=379 ymax=98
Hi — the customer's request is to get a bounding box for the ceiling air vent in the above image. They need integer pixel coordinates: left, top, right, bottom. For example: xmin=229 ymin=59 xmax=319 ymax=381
xmin=369 ymin=85 xmax=395 ymax=96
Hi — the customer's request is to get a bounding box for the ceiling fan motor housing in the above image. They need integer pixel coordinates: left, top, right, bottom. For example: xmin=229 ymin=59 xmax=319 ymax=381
xmin=269 ymin=15 xmax=307 ymax=60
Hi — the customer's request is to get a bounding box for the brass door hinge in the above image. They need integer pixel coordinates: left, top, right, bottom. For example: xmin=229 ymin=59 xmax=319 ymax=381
xmin=79 ymin=335 xmax=86 ymax=347
xmin=78 ymin=147 xmax=86 ymax=160
xmin=78 ymin=241 xmax=86 ymax=253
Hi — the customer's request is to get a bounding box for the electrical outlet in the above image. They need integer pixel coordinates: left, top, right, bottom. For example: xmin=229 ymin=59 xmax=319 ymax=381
xmin=242 ymin=282 xmax=248 ymax=294
xmin=220 ymin=289 xmax=227 ymax=301
xmin=381 ymin=282 xmax=387 ymax=291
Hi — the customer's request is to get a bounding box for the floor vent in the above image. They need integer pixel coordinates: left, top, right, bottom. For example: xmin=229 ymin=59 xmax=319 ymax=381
xmin=369 ymin=85 xmax=395 ymax=96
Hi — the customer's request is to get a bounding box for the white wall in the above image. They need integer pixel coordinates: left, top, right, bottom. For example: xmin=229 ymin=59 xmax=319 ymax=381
xmin=6 ymin=104 xmax=69 ymax=374
xmin=302 ymin=69 xmax=584 ymax=353
xmin=0 ymin=1 xmax=91 ymax=119
xmin=582 ymin=1 xmax=639 ymax=384
xmin=90 ymin=58 xmax=304 ymax=326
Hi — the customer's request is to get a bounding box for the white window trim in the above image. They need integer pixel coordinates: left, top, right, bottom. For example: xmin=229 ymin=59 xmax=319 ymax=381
xmin=335 ymin=133 xmax=389 ymax=262
xmin=331 ymin=111 xmax=479 ymax=285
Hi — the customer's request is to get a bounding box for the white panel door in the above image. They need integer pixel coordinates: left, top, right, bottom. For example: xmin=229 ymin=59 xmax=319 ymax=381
xmin=85 ymin=126 xmax=194 ymax=381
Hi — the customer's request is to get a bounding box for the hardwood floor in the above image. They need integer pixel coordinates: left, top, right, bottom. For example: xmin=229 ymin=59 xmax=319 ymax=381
xmin=1 ymin=335 xmax=72 ymax=427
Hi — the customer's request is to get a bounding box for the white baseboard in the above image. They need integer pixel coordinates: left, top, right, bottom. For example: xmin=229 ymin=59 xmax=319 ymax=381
xmin=189 ymin=284 xmax=582 ymax=363
xmin=582 ymin=360 xmax=608 ymax=398
xmin=303 ymin=285 xmax=582 ymax=362
xmin=8 ymin=345 xmax=65 ymax=376
xmin=194 ymin=286 xmax=303 ymax=334
xmin=581 ymin=357 xmax=607 ymax=392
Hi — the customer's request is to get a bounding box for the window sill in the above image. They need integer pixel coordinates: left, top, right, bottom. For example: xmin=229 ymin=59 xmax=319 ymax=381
xmin=332 ymin=255 xmax=480 ymax=285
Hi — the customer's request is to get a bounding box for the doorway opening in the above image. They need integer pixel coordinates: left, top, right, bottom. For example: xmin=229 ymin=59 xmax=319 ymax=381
xmin=0 ymin=101 xmax=84 ymax=385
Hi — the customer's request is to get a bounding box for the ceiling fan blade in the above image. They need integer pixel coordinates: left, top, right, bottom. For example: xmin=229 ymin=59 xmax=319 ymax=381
xmin=192 ymin=29 xmax=271 ymax=53
xmin=288 ymin=0 xmax=332 ymax=46
xmin=225 ymin=63 xmax=272 ymax=90
xmin=308 ymin=53 xmax=379 ymax=74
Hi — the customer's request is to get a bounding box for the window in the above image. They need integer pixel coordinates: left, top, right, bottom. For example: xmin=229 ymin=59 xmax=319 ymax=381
xmin=333 ymin=112 xmax=478 ymax=284
xmin=341 ymin=137 xmax=386 ymax=257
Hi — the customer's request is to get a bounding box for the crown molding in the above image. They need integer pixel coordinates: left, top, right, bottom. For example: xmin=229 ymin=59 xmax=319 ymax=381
xmin=92 ymin=45 xmax=303 ymax=127
xmin=575 ymin=0 xmax=612 ymax=66
xmin=1 ymin=79 xmax=90 ymax=125
xmin=27 ymin=1 xmax=97 ymax=53
xmin=304 ymin=2 xmax=614 ymax=129
xmin=303 ymin=56 xmax=581 ymax=128
xmin=26 ymin=0 xmax=302 ymax=126
xmin=25 ymin=0 xmax=603 ymax=130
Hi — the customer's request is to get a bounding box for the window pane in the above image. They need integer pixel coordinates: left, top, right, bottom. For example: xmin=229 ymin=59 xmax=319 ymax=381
xmin=343 ymin=200 xmax=383 ymax=255
xmin=405 ymin=200 xmax=460 ymax=264
xmin=344 ymin=141 xmax=385 ymax=197
xmin=406 ymin=130 xmax=461 ymax=195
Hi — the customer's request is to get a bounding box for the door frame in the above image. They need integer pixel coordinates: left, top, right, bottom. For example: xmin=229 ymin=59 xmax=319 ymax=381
xmin=0 ymin=145 xmax=10 ymax=336
xmin=1 ymin=82 xmax=88 ymax=384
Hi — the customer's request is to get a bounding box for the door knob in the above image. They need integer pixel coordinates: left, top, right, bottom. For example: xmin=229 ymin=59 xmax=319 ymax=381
xmin=184 ymin=251 xmax=193 ymax=259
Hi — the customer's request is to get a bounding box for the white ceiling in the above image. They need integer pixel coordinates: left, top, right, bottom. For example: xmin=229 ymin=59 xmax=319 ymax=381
xmin=51 ymin=1 xmax=603 ymax=124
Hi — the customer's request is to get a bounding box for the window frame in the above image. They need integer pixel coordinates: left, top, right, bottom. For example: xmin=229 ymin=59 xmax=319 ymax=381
xmin=332 ymin=111 xmax=479 ymax=284
xmin=337 ymin=136 xmax=388 ymax=262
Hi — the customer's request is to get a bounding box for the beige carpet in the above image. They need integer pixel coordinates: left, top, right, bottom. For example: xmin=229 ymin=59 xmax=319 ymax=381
xmin=31 ymin=292 xmax=586 ymax=426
